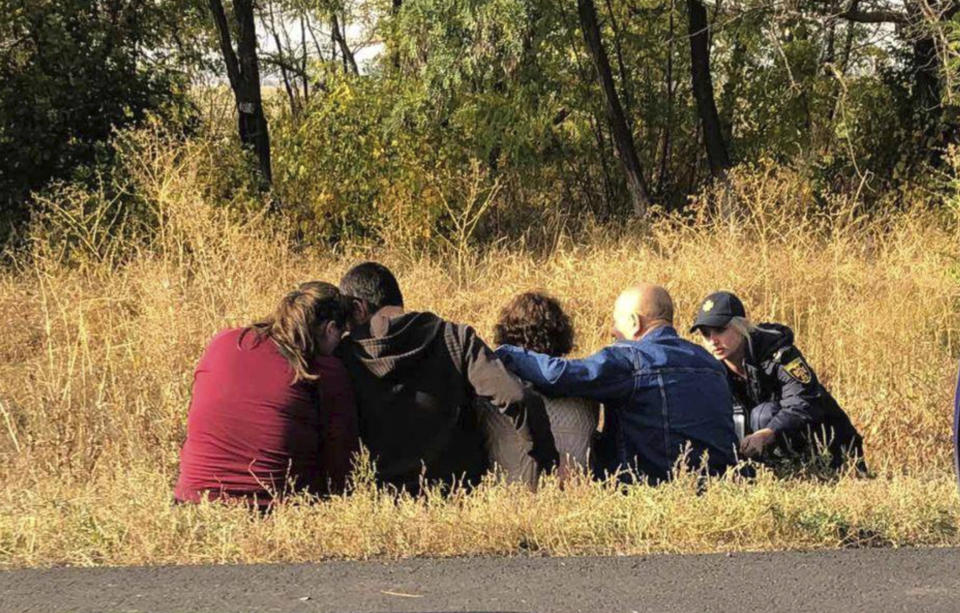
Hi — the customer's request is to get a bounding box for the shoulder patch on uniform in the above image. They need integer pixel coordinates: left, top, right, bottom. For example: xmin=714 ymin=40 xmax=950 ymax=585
xmin=772 ymin=345 xmax=799 ymax=363
xmin=783 ymin=357 xmax=813 ymax=384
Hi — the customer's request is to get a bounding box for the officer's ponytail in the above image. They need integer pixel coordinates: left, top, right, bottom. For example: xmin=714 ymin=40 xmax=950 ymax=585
xmin=727 ymin=316 xmax=778 ymax=357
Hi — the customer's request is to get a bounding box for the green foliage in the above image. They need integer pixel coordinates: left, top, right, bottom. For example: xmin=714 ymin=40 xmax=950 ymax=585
xmin=7 ymin=0 xmax=960 ymax=252
xmin=270 ymin=0 xmax=613 ymax=248
xmin=0 ymin=0 xmax=207 ymax=246
xmin=27 ymin=115 xmax=265 ymax=270
xmin=272 ymin=0 xmax=648 ymax=245
xmin=268 ymin=0 xmax=956 ymax=247
xmin=271 ymin=74 xmax=436 ymax=243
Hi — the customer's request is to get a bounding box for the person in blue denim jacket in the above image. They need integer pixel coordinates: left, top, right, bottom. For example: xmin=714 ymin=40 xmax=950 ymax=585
xmin=495 ymin=284 xmax=738 ymax=484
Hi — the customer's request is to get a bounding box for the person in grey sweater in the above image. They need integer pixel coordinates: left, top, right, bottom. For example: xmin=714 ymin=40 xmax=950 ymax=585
xmin=337 ymin=262 xmax=558 ymax=494
xmin=478 ymin=292 xmax=599 ymax=489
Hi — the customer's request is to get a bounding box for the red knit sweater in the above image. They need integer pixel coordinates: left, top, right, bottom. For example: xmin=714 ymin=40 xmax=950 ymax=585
xmin=174 ymin=328 xmax=358 ymax=506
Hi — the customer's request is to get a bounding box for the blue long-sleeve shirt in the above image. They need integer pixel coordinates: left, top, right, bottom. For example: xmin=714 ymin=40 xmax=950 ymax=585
xmin=495 ymin=326 xmax=738 ymax=483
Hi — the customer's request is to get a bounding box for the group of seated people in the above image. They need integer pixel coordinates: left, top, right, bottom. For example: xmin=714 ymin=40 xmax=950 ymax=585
xmin=173 ymin=262 xmax=866 ymax=507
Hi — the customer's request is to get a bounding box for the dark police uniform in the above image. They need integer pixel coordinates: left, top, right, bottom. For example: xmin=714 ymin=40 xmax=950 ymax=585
xmin=692 ymin=292 xmax=865 ymax=469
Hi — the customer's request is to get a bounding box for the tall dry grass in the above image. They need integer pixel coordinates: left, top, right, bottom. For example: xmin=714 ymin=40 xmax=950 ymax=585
xmin=1 ymin=132 xmax=959 ymax=568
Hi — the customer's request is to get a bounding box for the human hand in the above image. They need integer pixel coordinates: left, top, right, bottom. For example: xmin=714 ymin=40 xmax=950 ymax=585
xmin=555 ymin=456 xmax=576 ymax=487
xmin=740 ymin=428 xmax=776 ymax=458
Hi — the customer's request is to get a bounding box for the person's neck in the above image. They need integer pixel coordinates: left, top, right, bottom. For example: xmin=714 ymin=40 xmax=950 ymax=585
xmin=374 ymin=305 xmax=404 ymax=319
xmin=369 ymin=305 xmax=405 ymax=336
xmin=723 ymin=349 xmax=747 ymax=378
xmin=638 ymin=320 xmax=671 ymax=340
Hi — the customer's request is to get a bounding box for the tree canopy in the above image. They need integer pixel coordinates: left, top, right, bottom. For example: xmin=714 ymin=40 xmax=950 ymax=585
xmin=3 ymin=0 xmax=958 ymax=246
xmin=0 ymin=0 xmax=209 ymax=243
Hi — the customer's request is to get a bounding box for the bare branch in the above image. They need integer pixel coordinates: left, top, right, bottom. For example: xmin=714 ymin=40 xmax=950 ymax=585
xmin=838 ymin=6 xmax=909 ymax=23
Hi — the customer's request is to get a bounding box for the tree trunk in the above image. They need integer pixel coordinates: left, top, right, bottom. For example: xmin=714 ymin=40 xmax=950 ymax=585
xmin=686 ymin=0 xmax=731 ymax=176
xmin=300 ymin=15 xmax=309 ymax=106
xmin=604 ymin=0 xmax=635 ymax=117
xmin=331 ymin=13 xmax=359 ymax=74
xmin=656 ymin=0 xmax=676 ymax=198
xmin=390 ymin=0 xmax=403 ymax=70
xmin=913 ymin=35 xmax=942 ymax=121
xmin=209 ymin=0 xmax=272 ymax=188
xmin=718 ymin=33 xmax=745 ymax=145
xmin=577 ymin=0 xmax=650 ymax=216
xmin=265 ymin=2 xmax=298 ymax=116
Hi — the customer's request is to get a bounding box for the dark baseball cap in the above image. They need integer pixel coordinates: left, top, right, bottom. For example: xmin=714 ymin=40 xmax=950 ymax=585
xmin=690 ymin=291 xmax=746 ymax=333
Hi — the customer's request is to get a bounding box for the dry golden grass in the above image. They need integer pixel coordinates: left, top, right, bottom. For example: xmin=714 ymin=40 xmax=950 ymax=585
xmin=1 ymin=136 xmax=959 ymax=568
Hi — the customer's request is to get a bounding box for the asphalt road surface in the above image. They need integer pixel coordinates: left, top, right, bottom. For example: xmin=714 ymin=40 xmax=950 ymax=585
xmin=2 ymin=548 xmax=959 ymax=613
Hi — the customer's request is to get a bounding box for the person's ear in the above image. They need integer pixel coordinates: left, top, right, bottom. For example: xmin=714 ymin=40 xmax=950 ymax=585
xmin=630 ymin=313 xmax=642 ymax=338
xmin=349 ymin=298 xmax=368 ymax=325
xmin=316 ymin=320 xmax=343 ymax=355
xmin=324 ymin=320 xmax=339 ymax=340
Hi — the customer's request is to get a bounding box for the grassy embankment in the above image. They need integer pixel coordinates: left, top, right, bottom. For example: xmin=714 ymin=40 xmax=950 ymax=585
xmin=0 ymin=139 xmax=959 ymax=567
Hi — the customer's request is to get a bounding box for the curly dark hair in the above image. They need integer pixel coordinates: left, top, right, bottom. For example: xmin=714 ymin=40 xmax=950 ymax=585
xmin=493 ymin=292 xmax=574 ymax=357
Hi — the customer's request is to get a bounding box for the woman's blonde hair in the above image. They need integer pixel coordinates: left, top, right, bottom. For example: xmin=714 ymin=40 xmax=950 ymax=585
xmin=725 ymin=316 xmax=777 ymax=357
xmin=241 ymin=281 xmax=349 ymax=384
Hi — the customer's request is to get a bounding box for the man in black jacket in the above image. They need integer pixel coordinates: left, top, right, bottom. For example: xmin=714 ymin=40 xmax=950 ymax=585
xmin=338 ymin=262 xmax=558 ymax=493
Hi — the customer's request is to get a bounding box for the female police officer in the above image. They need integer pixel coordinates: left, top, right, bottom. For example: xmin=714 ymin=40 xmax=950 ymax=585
xmin=691 ymin=291 xmax=865 ymax=470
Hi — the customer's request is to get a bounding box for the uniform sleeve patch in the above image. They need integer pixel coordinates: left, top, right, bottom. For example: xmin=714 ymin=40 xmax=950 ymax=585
xmin=783 ymin=357 xmax=813 ymax=384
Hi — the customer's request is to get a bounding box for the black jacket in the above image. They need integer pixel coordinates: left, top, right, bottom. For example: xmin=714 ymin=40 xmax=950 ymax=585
xmin=339 ymin=311 xmax=558 ymax=491
xmin=728 ymin=323 xmax=863 ymax=463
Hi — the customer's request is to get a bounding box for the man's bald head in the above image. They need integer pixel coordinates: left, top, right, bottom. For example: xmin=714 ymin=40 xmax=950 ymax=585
xmin=612 ymin=284 xmax=674 ymax=340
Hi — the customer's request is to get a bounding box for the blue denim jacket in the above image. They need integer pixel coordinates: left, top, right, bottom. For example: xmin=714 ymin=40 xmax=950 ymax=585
xmin=495 ymin=326 xmax=738 ymax=483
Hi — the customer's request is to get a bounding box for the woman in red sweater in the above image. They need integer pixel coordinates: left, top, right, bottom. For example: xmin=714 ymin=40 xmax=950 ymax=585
xmin=174 ymin=281 xmax=359 ymax=508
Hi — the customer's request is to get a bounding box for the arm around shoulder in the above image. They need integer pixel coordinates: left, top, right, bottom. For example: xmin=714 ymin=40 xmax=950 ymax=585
xmin=458 ymin=325 xmax=559 ymax=471
xmin=496 ymin=344 xmax=633 ymax=402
